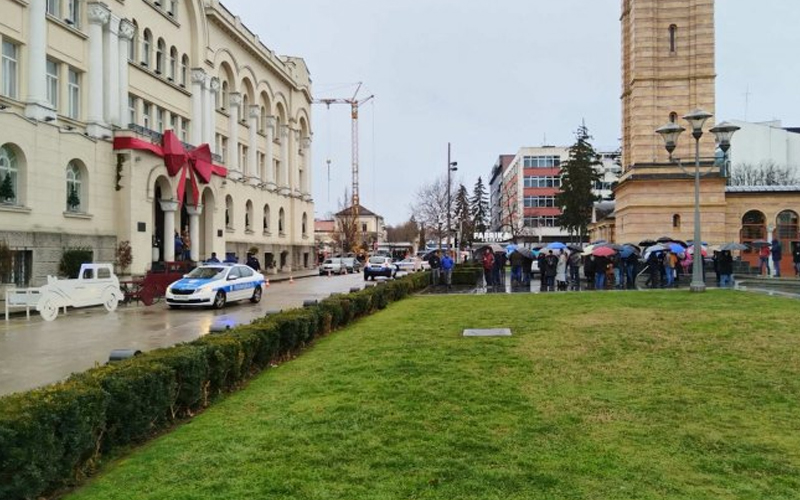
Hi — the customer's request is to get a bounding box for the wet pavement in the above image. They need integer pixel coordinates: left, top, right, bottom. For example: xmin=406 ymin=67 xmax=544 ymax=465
xmin=0 ymin=272 xmax=378 ymax=396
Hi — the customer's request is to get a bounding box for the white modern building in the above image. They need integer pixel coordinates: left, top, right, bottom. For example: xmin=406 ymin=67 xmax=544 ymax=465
xmin=0 ymin=0 xmax=315 ymax=286
xmin=728 ymin=120 xmax=800 ymax=172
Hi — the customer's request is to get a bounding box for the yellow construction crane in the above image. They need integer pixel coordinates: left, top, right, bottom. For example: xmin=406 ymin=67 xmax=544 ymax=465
xmin=314 ymin=83 xmax=374 ymax=246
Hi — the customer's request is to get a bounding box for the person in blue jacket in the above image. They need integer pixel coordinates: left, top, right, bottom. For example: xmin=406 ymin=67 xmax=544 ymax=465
xmin=441 ymin=250 xmax=455 ymax=291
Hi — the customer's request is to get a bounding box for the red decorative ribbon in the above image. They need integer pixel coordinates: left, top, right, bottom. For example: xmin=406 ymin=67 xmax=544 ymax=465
xmin=113 ymin=130 xmax=227 ymax=206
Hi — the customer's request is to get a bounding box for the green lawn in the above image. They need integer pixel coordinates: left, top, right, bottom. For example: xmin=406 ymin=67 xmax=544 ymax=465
xmin=67 ymin=291 xmax=800 ymax=500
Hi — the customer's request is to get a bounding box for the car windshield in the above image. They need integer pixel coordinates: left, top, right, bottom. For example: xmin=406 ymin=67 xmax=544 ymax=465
xmin=185 ymin=266 xmax=227 ymax=280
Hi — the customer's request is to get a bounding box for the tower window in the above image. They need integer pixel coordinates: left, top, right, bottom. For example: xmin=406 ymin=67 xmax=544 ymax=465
xmin=673 ymin=214 xmax=681 ymax=229
xmin=669 ymin=112 xmax=678 ymax=123
xmin=669 ymin=25 xmax=677 ymax=53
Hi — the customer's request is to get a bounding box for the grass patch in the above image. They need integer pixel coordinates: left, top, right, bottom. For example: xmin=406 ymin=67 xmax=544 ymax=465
xmin=66 ymin=291 xmax=800 ymax=500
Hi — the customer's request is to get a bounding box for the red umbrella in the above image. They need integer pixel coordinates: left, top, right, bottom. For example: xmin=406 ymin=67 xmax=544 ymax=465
xmin=592 ymin=246 xmax=617 ymax=257
xmin=687 ymin=245 xmax=708 ymax=257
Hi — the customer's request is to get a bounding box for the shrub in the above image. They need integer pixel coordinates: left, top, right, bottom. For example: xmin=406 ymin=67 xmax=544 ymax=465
xmin=58 ymin=247 xmax=94 ymax=278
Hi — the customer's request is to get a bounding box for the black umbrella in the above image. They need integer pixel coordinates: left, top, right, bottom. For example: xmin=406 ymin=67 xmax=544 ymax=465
xmin=639 ymin=239 xmax=657 ymax=247
xmin=750 ymin=239 xmax=771 ymax=248
xmin=567 ymin=244 xmax=583 ymax=252
xmin=656 ymin=236 xmax=674 ymax=244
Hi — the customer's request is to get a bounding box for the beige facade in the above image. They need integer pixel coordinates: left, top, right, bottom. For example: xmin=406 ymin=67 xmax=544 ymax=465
xmin=0 ymin=0 xmax=315 ymax=285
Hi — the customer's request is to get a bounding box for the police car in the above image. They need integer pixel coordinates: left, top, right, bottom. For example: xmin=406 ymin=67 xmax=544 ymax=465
xmin=165 ymin=263 xmax=265 ymax=309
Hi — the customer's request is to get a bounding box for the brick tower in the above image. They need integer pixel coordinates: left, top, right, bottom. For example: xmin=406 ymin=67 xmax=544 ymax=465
xmin=615 ymin=0 xmax=726 ymax=244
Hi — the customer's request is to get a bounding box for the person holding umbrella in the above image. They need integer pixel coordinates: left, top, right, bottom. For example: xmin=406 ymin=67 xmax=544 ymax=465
xmin=772 ymin=240 xmax=782 ymax=277
xmin=793 ymin=244 xmax=800 ymax=277
xmin=568 ymin=250 xmax=581 ymax=291
xmin=718 ymin=250 xmax=734 ymax=287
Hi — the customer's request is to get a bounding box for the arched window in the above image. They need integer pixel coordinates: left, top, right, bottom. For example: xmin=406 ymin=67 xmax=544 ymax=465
xmin=225 ymin=195 xmax=234 ymax=229
xmin=169 ymin=47 xmax=178 ymax=81
xmin=777 ymin=210 xmax=799 ymax=240
xmin=142 ymin=29 xmax=152 ymax=67
xmin=263 ymin=204 xmax=270 ymax=232
xmin=0 ymin=145 xmax=19 ymax=204
xmin=672 ymin=214 xmax=681 ymax=229
xmin=669 ymin=24 xmax=677 ymax=53
xmin=669 ymin=112 xmax=678 ymax=123
xmin=741 ymin=210 xmax=766 ymax=241
xmin=241 ymin=94 xmax=249 ymax=122
xmin=260 ymin=106 xmax=267 ymax=132
xmin=278 ymin=208 xmax=285 ymax=234
xmin=65 ymin=161 xmax=83 ymax=212
xmin=302 ymin=212 xmax=308 ymax=235
xmin=156 ymin=38 xmax=165 ymax=74
xmin=180 ymin=55 xmax=189 ymax=86
xmin=220 ymin=81 xmax=229 ymax=110
xmin=245 ymin=200 xmax=253 ymax=230
xmin=168 ymin=0 xmax=178 ymax=18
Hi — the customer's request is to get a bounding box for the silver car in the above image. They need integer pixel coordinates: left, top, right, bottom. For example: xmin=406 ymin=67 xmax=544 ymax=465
xmin=319 ymin=258 xmax=347 ymax=275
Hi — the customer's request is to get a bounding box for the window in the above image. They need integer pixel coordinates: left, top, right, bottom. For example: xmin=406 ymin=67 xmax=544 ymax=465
xmin=180 ymin=55 xmax=189 ymax=86
xmin=672 ymin=214 xmax=681 ymax=229
xmin=225 ymin=195 xmax=234 ymax=229
xmin=67 ymin=68 xmax=80 ymax=119
xmin=129 ymin=21 xmax=138 ymax=61
xmin=241 ymin=145 xmax=247 ymax=171
xmin=169 ymin=0 xmax=177 ymax=17
xmin=142 ymin=29 xmax=152 ymax=67
xmin=142 ymin=101 xmax=151 ymax=129
xmin=669 ymin=24 xmax=677 ymax=53
xmin=302 ymin=213 xmax=307 ymax=235
xmin=156 ymin=38 xmax=165 ymax=74
xmin=361 ymin=223 xmax=367 ymax=233
xmin=523 ymin=196 xmax=556 ymax=208
xmin=777 ymin=210 xmax=799 ymax=239
xmin=263 ymin=204 xmax=270 ymax=231
xmin=523 ymin=176 xmax=561 ymax=188
xmin=66 ymin=161 xmax=82 ymax=212
xmin=0 ymin=145 xmax=18 ymax=204
xmin=156 ymin=108 xmax=164 ymax=132
xmin=278 ymin=208 xmax=285 ymax=233
xmin=2 ymin=41 xmax=19 ymax=99
xmin=180 ymin=118 xmax=188 ymax=141
xmin=669 ymin=112 xmax=678 ymax=123
xmin=523 ymin=216 xmax=558 ymax=228
xmin=66 ymin=0 xmax=80 ymax=27
xmin=128 ymin=94 xmax=137 ymax=125
xmin=46 ymin=0 xmax=59 ymax=16
xmin=169 ymin=113 xmax=177 ymax=131
xmin=220 ymin=81 xmax=228 ymax=110
xmin=220 ymin=136 xmax=228 ymax=164
xmin=169 ymin=47 xmax=177 ymax=81
xmin=522 ymin=156 xmax=561 ymax=168
xmin=245 ymin=200 xmax=253 ymax=230
xmin=46 ymin=59 xmax=59 ymax=110
xmin=241 ymin=94 xmax=249 ymax=121
xmin=1 ymin=249 xmax=32 ymax=286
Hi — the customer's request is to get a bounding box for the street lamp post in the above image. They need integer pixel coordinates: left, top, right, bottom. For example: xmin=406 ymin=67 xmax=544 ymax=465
xmin=656 ymin=110 xmax=740 ymax=293
xmin=446 ymin=142 xmax=458 ymax=256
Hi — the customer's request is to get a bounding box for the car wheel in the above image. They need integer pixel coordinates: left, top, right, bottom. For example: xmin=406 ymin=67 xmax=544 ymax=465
xmin=212 ymin=291 xmax=226 ymax=309
xmin=102 ymin=290 xmax=120 ymax=312
xmin=39 ymin=298 xmax=58 ymax=322
xmin=251 ymin=286 xmax=262 ymax=304
xmin=364 ymin=274 xmax=369 ymax=281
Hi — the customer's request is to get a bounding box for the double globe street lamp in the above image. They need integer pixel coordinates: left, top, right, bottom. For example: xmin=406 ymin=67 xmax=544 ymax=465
xmin=446 ymin=142 xmax=458 ymax=256
xmin=656 ymin=109 xmax=740 ymax=292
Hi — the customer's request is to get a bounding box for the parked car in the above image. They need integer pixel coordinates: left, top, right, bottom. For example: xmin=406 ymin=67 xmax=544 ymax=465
xmin=165 ymin=263 xmax=265 ymax=309
xmin=341 ymin=257 xmax=362 ymax=273
xmin=319 ymin=258 xmax=347 ymax=275
xmin=395 ymin=257 xmax=430 ymax=273
xmin=364 ymin=256 xmax=397 ymax=280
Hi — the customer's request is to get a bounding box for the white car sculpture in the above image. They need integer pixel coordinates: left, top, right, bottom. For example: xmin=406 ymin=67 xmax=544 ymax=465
xmin=36 ymin=263 xmax=123 ymax=321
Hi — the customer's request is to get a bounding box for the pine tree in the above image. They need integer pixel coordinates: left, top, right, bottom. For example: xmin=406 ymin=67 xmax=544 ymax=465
xmin=67 ymin=184 xmax=81 ymax=210
xmin=556 ymin=123 xmax=601 ymax=241
xmin=454 ymin=184 xmax=473 ymax=249
xmin=0 ymin=174 xmax=14 ymax=202
xmin=470 ymin=176 xmax=489 ymax=233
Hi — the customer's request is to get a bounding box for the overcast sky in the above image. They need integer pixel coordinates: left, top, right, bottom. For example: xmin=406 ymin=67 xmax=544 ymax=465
xmin=222 ymin=0 xmax=800 ymax=225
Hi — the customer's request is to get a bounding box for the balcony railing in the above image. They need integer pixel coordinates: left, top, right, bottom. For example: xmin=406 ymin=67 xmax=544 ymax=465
xmin=126 ymin=123 xmax=224 ymax=164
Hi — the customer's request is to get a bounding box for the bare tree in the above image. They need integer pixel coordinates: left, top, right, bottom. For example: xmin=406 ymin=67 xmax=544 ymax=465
xmin=386 ymin=218 xmax=420 ymax=243
xmin=332 ymin=188 xmax=360 ymax=254
xmin=730 ymin=161 xmax=800 ymax=186
xmin=498 ymin=179 xmax=529 ymax=242
xmin=412 ymin=176 xmax=449 ymax=249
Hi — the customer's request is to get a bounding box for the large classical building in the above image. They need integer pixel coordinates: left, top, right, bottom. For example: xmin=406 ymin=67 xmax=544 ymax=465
xmin=0 ymin=0 xmax=315 ymax=286
xmin=592 ymin=0 xmax=800 ymax=276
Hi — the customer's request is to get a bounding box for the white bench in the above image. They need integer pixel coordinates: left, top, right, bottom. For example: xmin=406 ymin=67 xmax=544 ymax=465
xmin=4 ymin=288 xmax=42 ymax=320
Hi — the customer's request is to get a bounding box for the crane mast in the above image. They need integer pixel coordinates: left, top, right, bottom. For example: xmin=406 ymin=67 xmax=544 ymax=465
xmin=315 ymin=83 xmax=374 ymax=248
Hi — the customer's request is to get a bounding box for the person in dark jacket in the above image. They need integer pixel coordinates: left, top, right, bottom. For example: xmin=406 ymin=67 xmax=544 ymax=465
xmin=538 ymin=252 xmax=548 ymax=291
xmin=246 ymin=252 xmax=261 ymax=271
xmin=428 ymin=250 xmax=442 ymax=285
xmin=584 ymin=255 xmax=595 ymax=290
xmin=594 ymin=255 xmax=609 ymax=290
xmin=793 ymin=245 xmax=800 ymax=276
xmin=772 ymin=240 xmax=782 ymax=277
xmin=492 ymin=251 xmax=507 ymax=290
xmin=718 ymin=250 xmax=734 ymax=287
xmin=481 ymin=249 xmax=494 ymax=288
xmin=568 ymin=251 xmax=581 ymax=291
xmin=509 ymin=250 xmax=525 ymax=287
xmin=543 ymin=250 xmax=558 ymax=292
xmin=625 ymin=252 xmax=638 ymax=289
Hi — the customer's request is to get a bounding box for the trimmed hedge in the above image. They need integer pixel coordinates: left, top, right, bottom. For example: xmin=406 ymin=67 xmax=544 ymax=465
xmin=0 ymin=272 xmax=429 ymax=500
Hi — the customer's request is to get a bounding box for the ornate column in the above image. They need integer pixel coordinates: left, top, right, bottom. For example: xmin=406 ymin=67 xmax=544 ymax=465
xmin=301 ymin=136 xmax=313 ymax=198
xmin=265 ymin=116 xmax=276 ymax=190
xmin=24 ymin=0 xmax=54 ymax=121
xmin=118 ymin=19 xmax=134 ymax=128
xmin=227 ymin=92 xmax=241 ymax=178
xmin=201 ymin=76 xmax=212 ymax=146
xmin=279 ymin=124 xmax=290 ymax=194
xmin=187 ymin=204 xmax=203 ymax=262
xmin=160 ymin=199 xmax=179 ymax=261
xmin=190 ymin=69 xmax=205 ymax=145
xmin=86 ymin=2 xmax=111 ymax=137
xmin=104 ymin=13 xmax=121 ymax=127
xmin=247 ymin=105 xmax=259 ymax=185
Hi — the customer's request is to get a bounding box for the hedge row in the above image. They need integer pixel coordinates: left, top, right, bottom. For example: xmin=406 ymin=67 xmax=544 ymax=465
xmin=0 ymin=271 xmax=430 ymax=500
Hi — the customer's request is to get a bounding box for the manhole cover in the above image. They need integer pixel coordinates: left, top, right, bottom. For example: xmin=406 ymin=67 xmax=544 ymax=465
xmin=462 ymin=328 xmax=512 ymax=337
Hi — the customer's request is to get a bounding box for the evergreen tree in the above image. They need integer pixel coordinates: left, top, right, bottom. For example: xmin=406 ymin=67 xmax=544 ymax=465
xmin=0 ymin=174 xmax=14 ymax=202
xmin=67 ymin=184 xmax=81 ymax=210
xmin=470 ymin=176 xmax=489 ymax=233
xmin=556 ymin=123 xmax=601 ymax=241
xmin=454 ymin=184 xmax=473 ymax=249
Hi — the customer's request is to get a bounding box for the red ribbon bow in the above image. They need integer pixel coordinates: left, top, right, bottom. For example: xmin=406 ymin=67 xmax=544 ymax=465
xmin=114 ymin=130 xmax=227 ymax=206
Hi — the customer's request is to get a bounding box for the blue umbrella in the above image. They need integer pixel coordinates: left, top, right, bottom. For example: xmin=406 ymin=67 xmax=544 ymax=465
xmin=546 ymin=242 xmax=567 ymax=250
xmin=505 ymin=243 xmax=518 ymax=256
xmin=668 ymin=242 xmax=685 ymax=254
xmin=619 ymin=245 xmax=637 ymax=258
